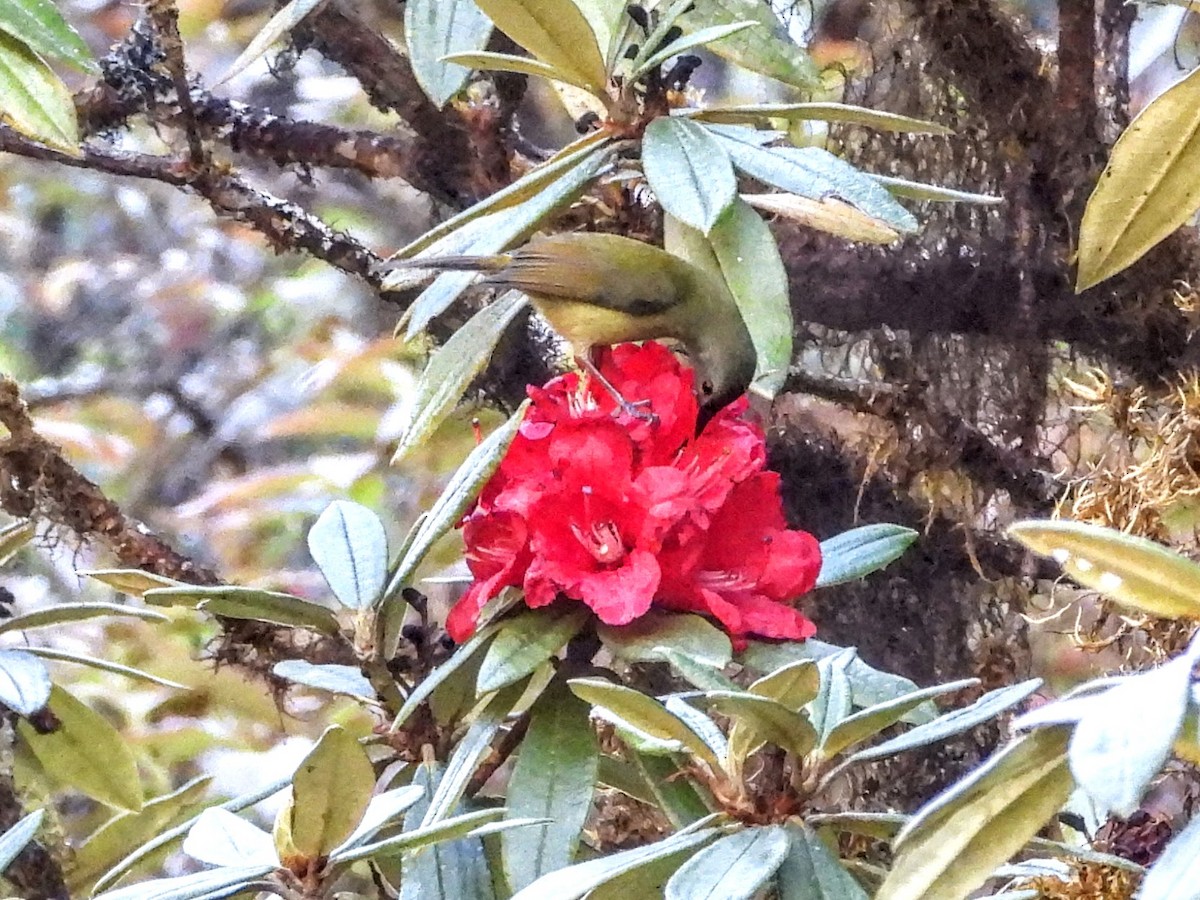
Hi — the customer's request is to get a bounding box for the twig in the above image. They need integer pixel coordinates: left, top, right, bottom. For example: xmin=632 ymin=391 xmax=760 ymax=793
xmin=145 ymin=0 xmax=207 ymax=165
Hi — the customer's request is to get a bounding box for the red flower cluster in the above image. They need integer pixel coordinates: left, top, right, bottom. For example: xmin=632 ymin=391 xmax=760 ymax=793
xmin=447 ymin=342 xmax=821 ymax=645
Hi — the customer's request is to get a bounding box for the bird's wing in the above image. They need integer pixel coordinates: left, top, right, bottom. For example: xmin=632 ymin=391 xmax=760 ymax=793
xmin=486 ymin=249 xmax=681 ymax=317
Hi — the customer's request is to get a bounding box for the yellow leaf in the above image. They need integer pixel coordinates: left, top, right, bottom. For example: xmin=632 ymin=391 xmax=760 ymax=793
xmin=1076 ymin=64 xmax=1200 ymax=291
xmin=288 ymin=726 xmax=375 ymax=860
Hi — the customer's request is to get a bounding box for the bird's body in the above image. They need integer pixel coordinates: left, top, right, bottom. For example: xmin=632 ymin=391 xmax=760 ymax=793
xmin=398 ymin=232 xmax=757 ymax=419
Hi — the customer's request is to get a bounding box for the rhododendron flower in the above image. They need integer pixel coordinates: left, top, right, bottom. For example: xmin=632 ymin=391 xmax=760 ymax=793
xmin=447 ymin=342 xmax=821 ymax=645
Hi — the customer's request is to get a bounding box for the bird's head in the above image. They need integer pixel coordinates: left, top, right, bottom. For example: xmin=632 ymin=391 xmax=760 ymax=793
xmin=693 ymin=337 xmax=757 ymax=432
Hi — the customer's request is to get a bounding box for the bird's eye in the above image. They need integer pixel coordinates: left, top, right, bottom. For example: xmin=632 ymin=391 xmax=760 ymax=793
xmin=701 ymin=380 xmax=715 ymax=396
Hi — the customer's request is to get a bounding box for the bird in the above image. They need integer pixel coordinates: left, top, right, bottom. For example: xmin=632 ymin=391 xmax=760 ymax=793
xmin=392 ymin=232 xmax=757 ymax=426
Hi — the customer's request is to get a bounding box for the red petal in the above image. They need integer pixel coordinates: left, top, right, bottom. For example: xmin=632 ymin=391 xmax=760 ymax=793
xmin=580 ymin=549 xmax=661 ymax=625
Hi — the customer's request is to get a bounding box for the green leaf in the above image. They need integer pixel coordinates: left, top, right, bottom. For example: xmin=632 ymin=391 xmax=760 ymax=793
xmin=1075 ymin=64 xmax=1200 ymax=291
xmin=871 ymin=175 xmax=1003 ymax=206
xmin=748 ymin=658 xmax=822 ymax=709
xmin=1067 ymin=646 xmax=1197 ymax=817
xmin=568 ymin=677 xmax=721 ymax=770
xmin=70 ymin=776 xmax=212 ymax=891
xmin=777 ymin=823 xmax=870 ymax=900
xmin=816 ymin=524 xmax=919 ymax=588
xmin=1008 ymin=519 xmax=1200 ymax=619
xmin=0 ymin=0 xmax=93 ymax=71
xmin=643 ymin=117 xmax=737 ymax=235
xmin=679 ymin=0 xmax=819 ymax=89
xmin=406 ymin=0 xmax=494 ymax=107
xmin=421 ymin=684 xmax=523 ymax=827
xmin=805 ymin=811 xmax=906 ymax=842
xmin=391 ymin=623 xmax=500 ymax=729
xmin=741 ymin=640 xmax=932 ymax=725
xmin=504 ymin=681 xmax=599 ymax=890
xmin=217 ymin=0 xmax=325 ymax=84
xmin=509 ymin=825 xmax=721 ymax=900
xmin=473 ymin=0 xmax=608 ymax=94
xmin=659 ymin=648 xmax=740 ymax=692
xmin=183 ymin=808 xmax=278 ymax=868
xmin=27 ymin=647 xmax=187 ymax=690
xmin=665 ymin=695 xmax=730 ymax=764
xmin=810 ymin=650 xmax=856 ymax=740
xmin=272 ymin=660 xmax=375 ymax=701
xmin=711 ymin=130 xmax=919 ymax=234
xmin=81 ymin=568 xmax=182 ymax=597
xmin=477 ymin=606 xmax=589 ymax=695
xmin=289 ymin=725 xmax=375 ymax=859
xmin=0 ymin=649 xmax=50 ymax=715
xmin=0 ymin=519 xmax=35 ymax=566
xmin=442 ymin=50 xmax=598 ymax=92
xmin=632 ymin=21 xmax=755 ymax=78
xmin=574 ymin=0 xmax=627 ymax=66
xmin=1135 ymin=811 xmax=1200 ymax=899
xmin=596 ymin=754 xmax=656 ymax=804
xmin=394 ymin=292 xmax=529 ymax=462
xmin=0 ymin=601 xmax=167 ymax=636
xmin=847 ymin=679 xmax=1042 ymax=765
xmin=584 ymin=843 xmax=699 ymax=900
xmin=686 ymin=102 xmax=950 ymax=134
xmin=334 ymin=806 xmax=524 ymax=865
xmin=0 ymin=808 xmax=42 ymax=873
xmin=143 ymin=585 xmax=341 ymax=635
xmin=91 ymin=774 xmax=293 ymax=895
xmin=385 ymin=404 xmax=528 ymax=601
xmin=705 ymin=198 xmax=793 ymax=397
xmin=397 ymin=763 xmax=497 ymax=900
xmin=597 ymin=611 xmax=732 ymax=666
xmin=878 ymin=728 xmax=1073 ymax=900
xmin=307 ymin=500 xmax=388 ymax=610
xmin=18 ymin=685 xmax=143 ymax=811
xmin=632 ymin=752 xmax=713 ymax=828
xmin=394 ymin=133 xmax=611 ymax=259
xmin=331 ymin=785 xmax=426 ymax=855
xmin=93 ymin=864 xmax=276 ymax=900
xmin=821 ymin=679 xmax=978 ymax=760
xmin=702 ymin=691 xmax=818 ymax=758
xmin=666 ymin=825 xmax=789 ymax=900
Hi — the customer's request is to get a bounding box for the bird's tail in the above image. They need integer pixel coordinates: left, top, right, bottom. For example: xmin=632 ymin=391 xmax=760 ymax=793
xmin=382 ymin=252 xmax=511 ymax=292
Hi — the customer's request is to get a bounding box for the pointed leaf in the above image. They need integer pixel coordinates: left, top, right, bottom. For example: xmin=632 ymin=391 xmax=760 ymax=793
xmin=597 ymin=611 xmax=732 ymax=666
xmin=871 ymin=175 xmax=1003 ymax=205
xmin=569 ymin=677 xmax=721 ymax=770
xmin=335 ymin=807 xmax=523 ymax=864
xmin=810 ymin=651 xmax=855 ymax=740
xmin=183 ymin=808 xmax=278 ymax=868
xmin=308 ymin=500 xmax=388 ymax=610
xmin=18 ymin=685 xmax=143 ymax=811
xmin=93 ymin=865 xmax=276 ymax=900
xmin=0 ymin=0 xmax=93 ymax=70
xmin=0 ymin=649 xmax=50 ymax=715
xmin=143 ymin=585 xmax=340 ymax=634
xmin=288 ymin=725 xmax=375 ymax=859
xmin=848 ymin=679 xmax=1042 ymax=764
xmin=687 ymin=102 xmax=949 ymax=134
xmin=504 ymin=681 xmax=598 ymax=890
xmin=1009 ymin=519 xmax=1200 ymax=619
xmin=442 ymin=50 xmax=596 ymax=92
xmin=821 ymin=679 xmax=978 ymax=759
xmin=816 ymin=524 xmax=919 ymax=587
xmin=331 ymin=785 xmax=425 ymax=854
xmin=643 ymin=117 xmax=737 ymax=235
xmin=1076 ymin=64 xmax=1200 ymax=291
xmin=679 ymin=0 xmax=818 ymax=89
xmin=1135 ymin=812 xmax=1200 ymax=899
xmin=406 ymin=0 xmax=493 ymax=106
xmin=659 ymin=648 xmax=740 ymax=692
xmin=777 ymin=823 xmax=870 ymax=900
xmin=473 ymin=0 xmax=608 ymax=93
xmin=741 ymin=192 xmax=901 ymax=244
xmin=477 ymin=606 xmax=588 ymax=694
xmin=0 ymin=602 xmax=167 ymax=636
xmin=702 ymin=691 xmax=817 ymax=757
xmin=30 ymin=646 xmax=185 ymax=691
xmin=394 ymin=292 xmax=529 ymax=461
xmin=0 ymin=808 xmax=42 ymax=873
xmin=0 ymin=32 xmax=78 ymax=151
xmin=217 ymin=0 xmax=325 ymax=84
xmin=632 ymin=751 xmax=713 ymax=828
xmin=385 ymin=403 xmax=528 ymax=600
xmin=0 ymin=519 xmax=35 ymax=566
xmin=391 ymin=623 xmax=500 ymax=729
xmin=666 ymin=825 xmax=789 ymax=900
xmin=665 ymin=695 xmax=729 ymax=764
xmin=272 ymin=660 xmax=375 ymax=701
xmin=82 ymin=568 xmax=182 ymax=597
xmin=706 ymin=198 xmax=793 ymax=396
xmin=632 ymin=21 xmax=756 ymax=77
xmin=509 ymin=825 xmax=721 ymax=900
xmin=878 ymin=728 xmax=1073 ymax=900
